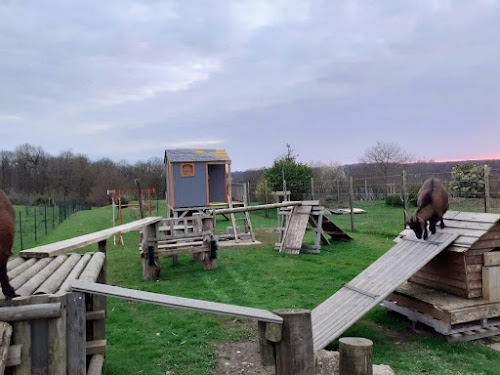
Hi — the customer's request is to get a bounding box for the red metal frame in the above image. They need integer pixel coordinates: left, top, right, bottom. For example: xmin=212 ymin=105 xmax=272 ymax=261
xmin=109 ymin=188 xmax=155 ymax=245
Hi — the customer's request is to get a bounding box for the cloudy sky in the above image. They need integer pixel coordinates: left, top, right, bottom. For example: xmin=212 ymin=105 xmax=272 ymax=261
xmin=1 ymin=1 xmax=500 ymax=170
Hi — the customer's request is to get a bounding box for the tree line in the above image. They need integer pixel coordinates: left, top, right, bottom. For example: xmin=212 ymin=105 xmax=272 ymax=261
xmin=0 ymin=144 xmax=166 ymax=206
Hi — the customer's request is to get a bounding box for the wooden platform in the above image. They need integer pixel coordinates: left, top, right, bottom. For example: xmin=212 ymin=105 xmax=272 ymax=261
xmin=385 ymin=281 xmax=500 ymax=343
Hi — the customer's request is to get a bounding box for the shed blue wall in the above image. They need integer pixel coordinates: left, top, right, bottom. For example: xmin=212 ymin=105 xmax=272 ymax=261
xmin=208 ymin=164 xmax=226 ymax=203
xmin=172 ymin=162 xmax=207 ymax=208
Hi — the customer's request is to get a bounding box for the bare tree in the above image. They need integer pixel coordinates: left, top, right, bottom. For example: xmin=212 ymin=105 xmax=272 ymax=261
xmin=360 ymin=141 xmax=413 ymax=179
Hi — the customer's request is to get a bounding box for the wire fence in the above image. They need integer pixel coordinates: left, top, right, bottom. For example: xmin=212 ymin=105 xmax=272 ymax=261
xmin=14 ymin=202 xmax=91 ymax=252
xmin=247 ymin=166 xmax=500 ymax=214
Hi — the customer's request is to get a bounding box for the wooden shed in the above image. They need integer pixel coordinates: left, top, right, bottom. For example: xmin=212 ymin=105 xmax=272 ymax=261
xmin=0 ymin=252 xmax=106 ymax=374
xmin=164 ymin=149 xmax=232 ymax=217
xmin=385 ymin=211 xmax=500 ymax=342
xmin=395 ymin=211 xmax=500 ymax=299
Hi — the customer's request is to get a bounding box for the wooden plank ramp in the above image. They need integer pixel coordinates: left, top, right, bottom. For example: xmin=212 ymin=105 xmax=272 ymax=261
xmin=71 ymin=280 xmax=283 ymax=324
xmin=19 ymin=217 xmax=162 ymax=258
xmin=321 ymin=216 xmax=351 ymax=242
xmin=280 ymin=205 xmax=313 ymax=254
xmin=311 ymin=232 xmax=459 ymax=351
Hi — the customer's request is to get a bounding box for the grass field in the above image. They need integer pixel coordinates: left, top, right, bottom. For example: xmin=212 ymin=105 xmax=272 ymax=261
xmin=15 ymin=201 xmax=500 ymax=374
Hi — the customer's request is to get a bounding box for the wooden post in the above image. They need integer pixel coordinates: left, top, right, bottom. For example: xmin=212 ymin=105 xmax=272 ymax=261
xmin=48 ymin=294 xmax=67 ymax=375
xmin=337 ymin=179 xmax=340 ymax=203
xmin=402 ymin=170 xmax=409 ymax=220
xmin=339 ymin=337 xmax=373 ymax=375
xmin=192 ymin=214 xmax=204 ymax=262
xmin=202 ymin=216 xmax=216 ymax=270
xmin=273 ymin=309 xmax=314 ymax=375
xmin=227 ymin=163 xmax=233 ymax=206
xmin=93 ymin=240 xmax=107 ymax=343
xmin=349 ymin=176 xmax=355 ymax=231
xmin=135 ymin=179 xmax=145 ymax=219
xmin=258 ymin=321 xmax=275 ymax=367
xmin=66 ymin=292 xmax=86 ymax=375
xmin=484 ymin=165 xmax=491 ymax=213
xmin=364 ymin=179 xmax=368 ymax=200
xmin=0 ymin=322 xmax=12 ymax=374
xmin=142 ymin=222 xmax=161 ymax=280
xmin=12 ymin=297 xmax=31 ymax=375
xmin=310 ymin=177 xmax=315 ymax=200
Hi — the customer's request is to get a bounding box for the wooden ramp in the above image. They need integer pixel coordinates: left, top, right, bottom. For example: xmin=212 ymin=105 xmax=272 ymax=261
xmin=280 ymin=205 xmax=313 ymax=254
xmin=311 ymin=232 xmax=459 ymax=351
xmin=320 ymin=216 xmax=351 ymax=242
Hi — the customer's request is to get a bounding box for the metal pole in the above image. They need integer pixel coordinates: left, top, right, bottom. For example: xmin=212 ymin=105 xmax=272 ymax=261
xmin=402 ymin=170 xmax=409 ymax=221
xmin=44 ymin=206 xmax=48 ymax=235
xmin=34 ymin=206 xmax=37 ymax=241
xmin=484 ymin=165 xmax=491 ymax=213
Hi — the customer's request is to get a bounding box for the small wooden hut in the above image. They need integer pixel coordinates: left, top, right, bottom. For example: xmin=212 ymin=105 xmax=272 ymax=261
xmin=164 ymin=149 xmax=232 ymax=218
xmin=385 ymin=211 xmax=500 ymax=341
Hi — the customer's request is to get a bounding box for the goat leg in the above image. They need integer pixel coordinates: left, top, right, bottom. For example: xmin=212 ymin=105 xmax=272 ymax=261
xmin=0 ymin=262 xmax=17 ymax=300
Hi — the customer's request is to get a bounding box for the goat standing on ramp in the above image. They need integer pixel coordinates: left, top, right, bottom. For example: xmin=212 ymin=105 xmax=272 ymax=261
xmin=0 ymin=189 xmax=18 ymax=299
xmin=405 ymin=178 xmax=449 ymax=240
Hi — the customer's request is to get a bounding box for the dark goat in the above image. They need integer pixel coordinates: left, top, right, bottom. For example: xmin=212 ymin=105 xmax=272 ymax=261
xmin=405 ymin=178 xmax=449 ymax=240
xmin=0 ymin=189 xmax=18 ymax=299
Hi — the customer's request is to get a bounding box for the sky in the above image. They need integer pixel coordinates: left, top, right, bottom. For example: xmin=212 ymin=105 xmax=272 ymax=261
xmin=1 ymin=0 xmax=500 ymax=171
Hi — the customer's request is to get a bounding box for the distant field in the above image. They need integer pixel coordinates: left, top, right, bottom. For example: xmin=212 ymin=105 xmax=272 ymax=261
xmin=21 ymin=200 xmax=500 ymax=375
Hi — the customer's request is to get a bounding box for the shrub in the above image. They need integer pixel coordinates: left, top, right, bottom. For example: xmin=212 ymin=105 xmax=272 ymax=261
xmin=449 ymin=164 xmax=486 ymax=198
xmin=386 ymin=195 xmax=403 ymax=207
xmin=408 ymin=185 xmax=420 ymax=207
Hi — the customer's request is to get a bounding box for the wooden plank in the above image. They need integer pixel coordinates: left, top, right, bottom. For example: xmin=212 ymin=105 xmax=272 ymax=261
xmin=447 ymin=326 xmax=500 ymax=343
xmin=448 ymin=212 xmax=500 ymax=224
xmin=0 ymin=322 xmax=12 ymax=374
xmin=48 ymin=295 xmax=66 ymax=375
xmin=483 ymin=266 xmax=500 ymax=301
xmin=484 ymin=252 xmax=500 ymax=267
xmin=383 ymin=301 xmax=452 ymax=335
xmin=66 ymin=292 xmax=86 ymax=375
xmin=19 ymin=216 xmax=163 ymax=258
xmin=386 ymin=292 xmax=452 ymax=323
xmin=71 ymin=280 xmax=283 ymax=324
xmin=86 ymin=340 xmax=107 ymax=356
xmin=5 ymin=344 xmax=21 ymax=367
xmin=11 ymin=298 xmax=30 ymax=375
xmin=149 ymin=247 xmax=209 ymax=258
xmin=213 ymin=201 xmax=303 ymax=215
xmin=311 ymin=232 xmax=459 ymax=351
xmin=281 ymin=205 xmax=313 ymax=254
xmin=30 ymin=296 xmax=49 ymax=375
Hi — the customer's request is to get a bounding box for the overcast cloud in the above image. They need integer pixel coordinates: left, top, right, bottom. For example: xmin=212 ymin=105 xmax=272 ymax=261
xmin=1 ymin=0 xmax=499 ymax=170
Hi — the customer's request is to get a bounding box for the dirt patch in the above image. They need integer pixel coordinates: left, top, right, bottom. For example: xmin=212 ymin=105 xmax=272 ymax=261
xmin=365 ymin=320 xmax=415 ymax=346
xmin=214 ymin=321 xmax=274 ymax=375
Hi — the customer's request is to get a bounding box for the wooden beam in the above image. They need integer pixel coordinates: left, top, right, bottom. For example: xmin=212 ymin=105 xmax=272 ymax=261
xmin=71 ymin=280 xmax=283 ymax=324
xmin=213 ymin=201 xmax=312 ymax=215
xmin=19 ymin=217 xmax=163 ymax=258
xmin=0 ymin=303 xmax=61 ymax=322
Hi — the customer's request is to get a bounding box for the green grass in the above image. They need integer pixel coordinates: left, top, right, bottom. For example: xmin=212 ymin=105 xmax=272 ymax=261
xmin=21 ymin=201 xmax=500 ymax=374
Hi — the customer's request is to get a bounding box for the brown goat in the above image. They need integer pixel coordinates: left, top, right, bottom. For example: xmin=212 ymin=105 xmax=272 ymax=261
xmin=405 ymin=178 xmax=449 ymax=240
xmin=0 ymin=189 xmax=18 ymax=299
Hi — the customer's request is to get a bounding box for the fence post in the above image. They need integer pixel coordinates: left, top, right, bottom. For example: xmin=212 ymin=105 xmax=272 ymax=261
xmin=339 ymin=337 xmax=373 ymax=375
xmin=364 ymin=179 xmax=368 ymax=200
xmin=44 ymin=206 xmax=47 ymax=235
xmin=484 ymin=165 xmax=491 ymax=213
xmin=34 ymin=207 xmax=37 ymax=242
xmin=349 ymin=176 xmax=355 ymax=231
xmin=52 ymin=206 xmax=55 ymax=229
xmin=18 ymin=211 xmax=23 ymax=251
xmin=142 ymin=222 xmax=161 ymax=280
xmin=311 ymin=177 xmax=315 ymax=200
xmin=402 ymin=170 xmax=409 ymax=220
xmin=273 ymin=309 xmax=314 ymax=375
xmin=337 ymin=179 xmax=340 ymax=203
